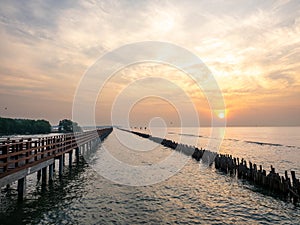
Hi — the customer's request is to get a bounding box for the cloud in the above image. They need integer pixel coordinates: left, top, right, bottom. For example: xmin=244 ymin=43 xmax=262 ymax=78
xmin=0 ymin=0 xmax=299 ymax=125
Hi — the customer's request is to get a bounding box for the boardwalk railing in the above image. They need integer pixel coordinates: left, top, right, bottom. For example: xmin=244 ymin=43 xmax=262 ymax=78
xmin=0 ymin=128 xmax=113 ymax=201
xmin=0 ymin=128 xmax=112 ymax=180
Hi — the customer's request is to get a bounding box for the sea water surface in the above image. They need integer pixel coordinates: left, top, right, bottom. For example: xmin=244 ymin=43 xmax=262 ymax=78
xmin=0 ymin=127 xmax=300 ymax=224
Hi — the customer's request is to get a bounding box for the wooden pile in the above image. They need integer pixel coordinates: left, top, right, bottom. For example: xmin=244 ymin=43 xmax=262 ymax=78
xmin=215 ymin=154 xmax=300 ymax=203
xmin=127 ymin=129 xmax=300 ymax=204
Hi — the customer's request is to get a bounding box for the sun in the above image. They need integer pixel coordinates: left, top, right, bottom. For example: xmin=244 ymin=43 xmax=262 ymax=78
xmin=218 ymin=112 xmax=225 ymax=119
xmin=214 ymin=109 xmax=228 ymax=119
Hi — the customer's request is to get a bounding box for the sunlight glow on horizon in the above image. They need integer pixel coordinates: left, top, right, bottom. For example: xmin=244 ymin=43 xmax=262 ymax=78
xmin=0 ymin=0 xmax=299 ymax=126
xmin=218 ymin=112 xmax=225 ymax=119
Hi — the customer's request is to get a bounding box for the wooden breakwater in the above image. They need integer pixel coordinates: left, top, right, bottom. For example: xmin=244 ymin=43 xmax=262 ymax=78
xmin=0 ymin=128 xmax=113 ymax=201
xmin=126 ymin=129 xmax=300 ymax=204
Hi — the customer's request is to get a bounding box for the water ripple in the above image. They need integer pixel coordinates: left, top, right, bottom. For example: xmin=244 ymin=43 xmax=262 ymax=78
xmin=1 ymin=130 xmax=300 ymax=224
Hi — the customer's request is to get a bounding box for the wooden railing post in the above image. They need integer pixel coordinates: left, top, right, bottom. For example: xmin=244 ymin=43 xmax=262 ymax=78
xmin=1 ymin=142 xmax=8 ymax=173
xmin=34 ymin=140 xmax=38 ymax=161
xmin=19 ymin=139 xmax=24 ymax=167
xmin=0 ymin=128 xmax=113 ymax=185
xmin=46 ymin=137 xmax=51 ymax=156
xmin=26 ymin=138 xmax=31 ymax=164
xmin=40 ymin=138 xmax=43 ymax=159
xmin=12 ymin=140 xmax=18 ymax=169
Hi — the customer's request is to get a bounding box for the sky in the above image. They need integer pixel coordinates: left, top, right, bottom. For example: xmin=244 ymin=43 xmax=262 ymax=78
xmin=0 ymin=0 xmax=299 ymax=127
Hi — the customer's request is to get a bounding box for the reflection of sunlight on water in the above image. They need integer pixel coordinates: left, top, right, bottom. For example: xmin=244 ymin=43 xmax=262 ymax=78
xmin=136 ymin=125 xmax=300 ymax=174
xmin=1 ymin=128 xmax=300 ymax=224
xmin=165 ymin=127 xmax=300 ymax=175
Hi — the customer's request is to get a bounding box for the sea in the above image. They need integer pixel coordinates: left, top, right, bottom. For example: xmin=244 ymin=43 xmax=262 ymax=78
xmin=1 ymin=127 xmax=300 ymax=224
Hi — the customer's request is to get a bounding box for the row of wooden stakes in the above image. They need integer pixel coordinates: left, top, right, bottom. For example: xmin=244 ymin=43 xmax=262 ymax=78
xmin=214 ymin=154 xmax=300 ymax=204
xmin=129 ymin=129 xmax=300 ymax=204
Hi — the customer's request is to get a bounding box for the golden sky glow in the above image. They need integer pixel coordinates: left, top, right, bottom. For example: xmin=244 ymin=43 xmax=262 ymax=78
xmin=0 ymin=0 xmax=299 ymax=126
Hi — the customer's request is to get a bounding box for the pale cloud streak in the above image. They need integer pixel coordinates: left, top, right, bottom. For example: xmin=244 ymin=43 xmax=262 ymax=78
xmin=0 ymin=0 xmax=299 ymax=125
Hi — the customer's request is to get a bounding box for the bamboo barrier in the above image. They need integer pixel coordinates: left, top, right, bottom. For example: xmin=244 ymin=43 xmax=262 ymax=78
xmin=127 ymin=129 xmax=299 ymax=204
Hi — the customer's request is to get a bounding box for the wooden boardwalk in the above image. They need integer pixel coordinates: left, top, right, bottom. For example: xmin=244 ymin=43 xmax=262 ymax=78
xmin=0 ymin=128 xmax=113 ymax=200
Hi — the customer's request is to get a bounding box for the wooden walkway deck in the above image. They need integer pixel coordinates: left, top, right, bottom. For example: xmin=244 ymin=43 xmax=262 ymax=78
xmin=0 ymin=128 xmax=113 ymax=200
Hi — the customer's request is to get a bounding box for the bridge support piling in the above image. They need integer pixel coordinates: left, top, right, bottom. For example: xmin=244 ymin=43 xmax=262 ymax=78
xmin=37 ymin=170 xmax=41 ymax=182
xmin=49 ymin=163 xmax=54 ymax=183
xmin=69 ymin=151 xmax=73 ymax=168
xmin=59 ymin=155 xmax=63 ymax=177
xmin=75 ymin=147 xmax=79 ymax=162
xmin=0 ymin=128 xmax=113 ymax=203
xmin=62 ymin=154 xmax=65 ymax=166
xmin=17 ymin=177 xmax=26 ymax=201
xmin=42 ymin=167 xmax=47 ymax=185
xmin=83 ymin=144 xmax=86 ymax=155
